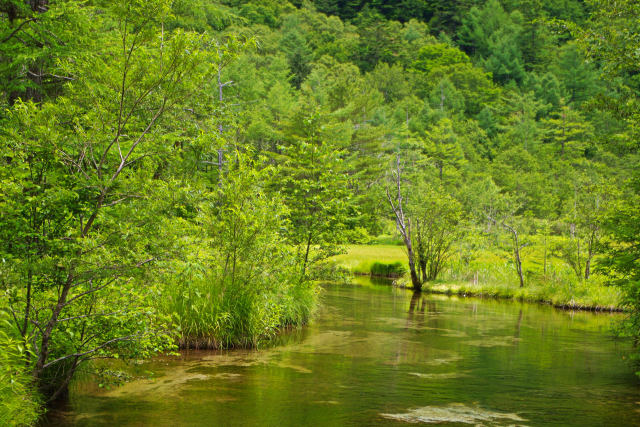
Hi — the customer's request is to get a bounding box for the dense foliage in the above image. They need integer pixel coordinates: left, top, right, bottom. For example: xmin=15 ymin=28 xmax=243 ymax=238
xmin=1 ymin=0 xmax=639 ymax=422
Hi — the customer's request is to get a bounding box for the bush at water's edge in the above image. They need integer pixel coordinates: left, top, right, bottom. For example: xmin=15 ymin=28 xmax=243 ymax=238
xmin=370 ymin=262 xmax=407 ymax=278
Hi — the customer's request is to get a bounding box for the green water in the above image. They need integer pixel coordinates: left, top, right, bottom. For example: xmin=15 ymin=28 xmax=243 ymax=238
xmin=50 ymin=280 xmax=640 ymax=426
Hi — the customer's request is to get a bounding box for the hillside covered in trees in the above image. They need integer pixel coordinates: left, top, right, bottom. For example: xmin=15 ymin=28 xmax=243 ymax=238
xmin=1 ymin=0 xmax=639 ymax=423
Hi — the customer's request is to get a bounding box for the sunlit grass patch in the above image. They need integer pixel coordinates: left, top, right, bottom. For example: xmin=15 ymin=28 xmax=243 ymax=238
xmin=330 ymin=244 xmax=407 ymax=275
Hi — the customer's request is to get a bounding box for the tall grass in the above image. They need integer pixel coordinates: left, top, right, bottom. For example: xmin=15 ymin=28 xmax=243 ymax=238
xmin=418 ymin=278 xmax=622 ymax=311
xmin=0 ymin=370 xmax=41 ymax=427
xmin=436 ymin=239 xmax=623 ymax=310
xmin=159 ymin=230 xmax=318 ymax=350
xmin=0 ymin=310 xmax=41 ymax=426
xmin=161 ymin=273 xmax=318 ymax=349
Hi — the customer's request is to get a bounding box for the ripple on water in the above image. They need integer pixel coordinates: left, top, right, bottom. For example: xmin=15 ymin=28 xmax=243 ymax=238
xmin=409 ymin=371 xmax=470 ymax=380
xmin=465 ymin=336 xmax=521 ymax=347
xmin=425 ymin=355 xmax=463 ymax=366
xmin=380 ymin=403 xmax=527 ymax=425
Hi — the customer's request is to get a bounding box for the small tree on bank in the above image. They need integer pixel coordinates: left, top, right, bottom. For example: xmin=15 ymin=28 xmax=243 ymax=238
xmin=412 ymin=186 xmax=464 ymax=282
xmin=472 ymin=179 xmax=528 ymax=288
xmin=558 ymin=179 xmax=608 ymax=280
xmin=386 ymin=156 xmax=464 ymax=291
xmin=275 ymin=105 xmax=352 ymax=280
xmin=489 ymin=217 xmax=527 ymax=288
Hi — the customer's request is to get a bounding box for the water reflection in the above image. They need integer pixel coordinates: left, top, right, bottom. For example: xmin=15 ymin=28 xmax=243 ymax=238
xmin=514 ymin=308 xmax=523 ymax=339
xmin=407 ymin=291 xmax=438 ymax=325
xmin=407 ymin=291 xmax=424 ymax=323
xmin=51 ymin=280 xmax=639 ymax=426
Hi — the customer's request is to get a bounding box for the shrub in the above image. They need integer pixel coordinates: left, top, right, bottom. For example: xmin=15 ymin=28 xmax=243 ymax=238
xmin=370 ymin=262 xmax=407 ymax=277
xmin=159 ymin=162 xmax=319 ymax=349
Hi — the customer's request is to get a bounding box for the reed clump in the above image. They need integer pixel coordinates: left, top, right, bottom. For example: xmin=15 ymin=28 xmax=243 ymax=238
xmin=163 ymin=274 xmax=318 ymax=349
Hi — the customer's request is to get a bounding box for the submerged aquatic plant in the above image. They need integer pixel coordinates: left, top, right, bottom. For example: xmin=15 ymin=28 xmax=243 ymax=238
xmin=381 ymin=403 xmax=526 ymax=424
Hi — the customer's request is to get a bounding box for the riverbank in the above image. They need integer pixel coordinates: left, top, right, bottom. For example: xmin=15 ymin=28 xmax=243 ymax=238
xmin=331 ymin=244 xmax=407 ymax=275
xmin=331 ymin=245 xmax=624 ymax=312
xmin=393 ymin=278 xmax=623 ymax=312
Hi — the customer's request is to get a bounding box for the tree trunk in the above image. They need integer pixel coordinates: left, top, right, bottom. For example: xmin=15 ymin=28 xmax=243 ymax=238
xmin=496 ymin=219 xmax=525 ymax=288
xmin=514 ymin=244 xmax=524 ymax=288
xmin=402 ymin=218 xmax=421 ymax=291
xmin=386 ymin=155 xmax=421 ymax=292
xmin=33 ymin=274 xmax=73 ymax=383
xmin=302 ymin=230 xmax=313 ymax=278
xmin=8 ymin=0 xmax=49 ymax=104
xmin=510 ymin=227 xmax=525 ymax=288
xmin=543 ymin=231 xmax=547 ymax=276
xmin=419 ymin=260 xmax=427 ymax=283
xmin=405 ymin=235 xmax=421 ymax=291
xmin=584 ymin=257 xmax=591 ymax=280
xmin=585 ymin=229 xmax=596 ymax=280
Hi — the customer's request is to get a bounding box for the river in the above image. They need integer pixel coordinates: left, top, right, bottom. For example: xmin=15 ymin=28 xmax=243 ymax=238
xmin=48 ymin=279 xmax=640 ymax=426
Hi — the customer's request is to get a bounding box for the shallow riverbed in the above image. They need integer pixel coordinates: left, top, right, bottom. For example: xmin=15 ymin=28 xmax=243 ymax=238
xmin=49 ymin=279 xmax=640 ymax=426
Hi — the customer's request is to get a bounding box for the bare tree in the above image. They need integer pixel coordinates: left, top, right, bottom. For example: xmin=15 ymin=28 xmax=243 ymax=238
xmin=386 ymin=155 xmax=421 ymax=290
xmin=487 ymin=215 xmax=526 ymax=288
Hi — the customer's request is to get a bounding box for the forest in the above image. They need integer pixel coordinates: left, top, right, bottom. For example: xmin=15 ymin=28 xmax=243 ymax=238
xmin=1 ymin=0 xmax=639 ymax=425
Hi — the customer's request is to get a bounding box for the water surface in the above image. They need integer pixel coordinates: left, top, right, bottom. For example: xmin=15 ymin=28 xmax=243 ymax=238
xmin=51 ymin=280 xmax=640 ymax=426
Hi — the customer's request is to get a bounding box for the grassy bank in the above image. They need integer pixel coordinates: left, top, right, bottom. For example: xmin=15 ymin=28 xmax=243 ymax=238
xmin=331 ymin=244 xmax=623 ymax=311
xmin=0 ymin=270 xmax=318 ymax=426
xmin=399 ymin=279 xmax=622 ymax=311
